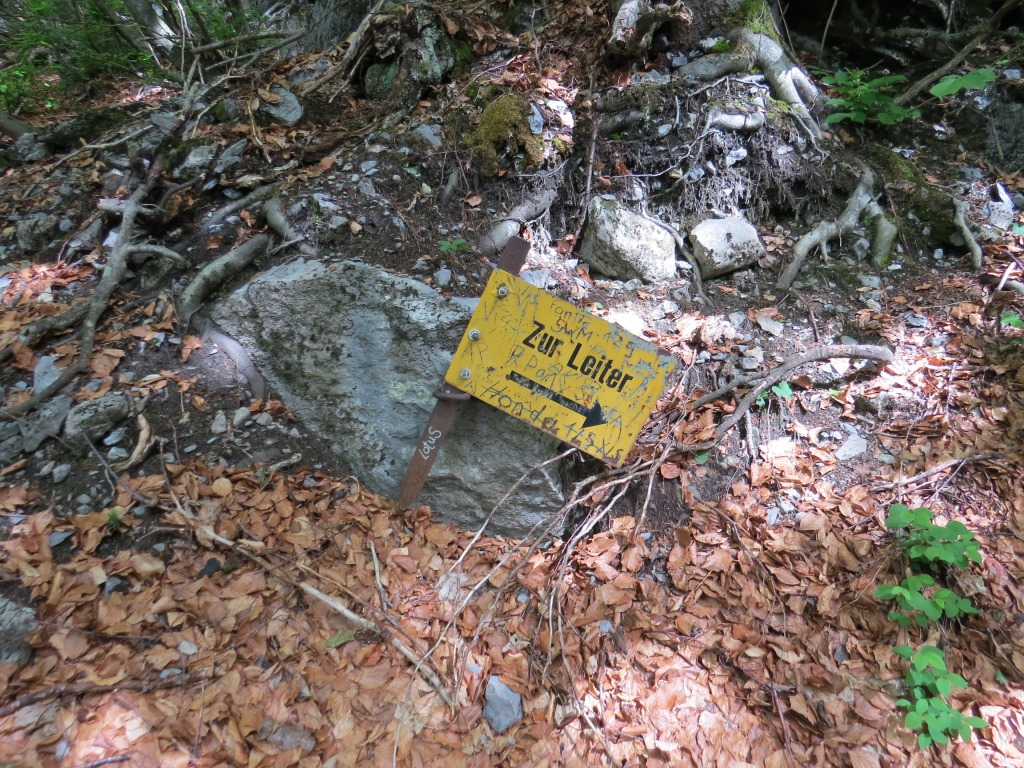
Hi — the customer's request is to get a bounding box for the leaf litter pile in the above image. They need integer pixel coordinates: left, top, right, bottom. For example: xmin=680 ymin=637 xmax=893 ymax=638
xmin=2 ymin=252 xmax=1024 ymax=768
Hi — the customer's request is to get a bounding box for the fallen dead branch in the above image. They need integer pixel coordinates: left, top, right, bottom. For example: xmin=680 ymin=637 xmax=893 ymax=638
xmin=163 ymin=474 xmax=455 ymax=709
xmin=874 ymin=452 xmax=1010 ymax=491
xmin=0 ymin=674 xmax=200 ymax=719
xmin=776 ymin=167 xmax=896 ymax=290
xmin=51 ymin=124 xmax=155 ymax=170
xmin=894 ymin=0 xmax=1021 ymax=107
xmin=676 ymin=343 xmax=895 ymax=454
xmin=297 ymin=0 xmax=387 ymax=100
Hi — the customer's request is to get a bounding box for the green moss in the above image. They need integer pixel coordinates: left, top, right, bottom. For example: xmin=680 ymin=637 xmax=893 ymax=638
xmin=869 ymin=146 xmax=956 ymax=244
xmin=471 ymin=93 xmax=543 ymax=177
xmin=451 ymin=39 xmax=473 ymax=78
xmin=363 ymin=60 xmax=400 ymax=100
xmin=710 ymin=38 xmax=732 ymax=53
xmin=731 ymin=0 xmax=777 ymax=37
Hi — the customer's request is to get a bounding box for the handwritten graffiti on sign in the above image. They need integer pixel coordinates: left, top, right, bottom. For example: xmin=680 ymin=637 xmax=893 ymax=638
xmin=445 ymin=271 xmax=676 ymax=465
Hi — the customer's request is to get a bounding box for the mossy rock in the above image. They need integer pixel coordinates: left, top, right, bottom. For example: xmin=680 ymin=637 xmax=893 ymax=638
xmin=364 ymin=60 xmax=401 ymax=101
xmin=471 ymin=93 xmax=543 ymax=177
xmin=869 ymin=146 xmax=956 ymax=244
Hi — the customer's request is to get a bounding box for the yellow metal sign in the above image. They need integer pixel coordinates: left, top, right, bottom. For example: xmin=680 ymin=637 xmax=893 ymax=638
xmin=445 ymin=271 xmax=676 ymax=466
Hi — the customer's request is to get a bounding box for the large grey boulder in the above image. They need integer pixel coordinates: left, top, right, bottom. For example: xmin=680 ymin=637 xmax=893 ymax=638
xmin=578 ymin=196 xmax=676 ymax=282
xmin=210 ymin=260 xmax=564 ymax=537
xmin=689 ymin=217 xmax=765 ymax=278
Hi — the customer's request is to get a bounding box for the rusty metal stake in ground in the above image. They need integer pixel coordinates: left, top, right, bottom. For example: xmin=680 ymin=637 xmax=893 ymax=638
xmin=397 ymin=236 xmax=531 ymax=507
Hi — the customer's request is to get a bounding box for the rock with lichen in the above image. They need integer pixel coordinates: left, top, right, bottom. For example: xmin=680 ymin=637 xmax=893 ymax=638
xmin=471 ymin=94 xmax=544 ymax=177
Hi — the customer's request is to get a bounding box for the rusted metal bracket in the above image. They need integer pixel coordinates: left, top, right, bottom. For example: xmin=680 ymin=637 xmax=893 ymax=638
xmin=397 ymin=236 xmax=530 ymax=507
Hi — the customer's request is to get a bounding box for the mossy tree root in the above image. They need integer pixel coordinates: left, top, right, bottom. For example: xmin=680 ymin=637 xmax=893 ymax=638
xmin=776 ymin=167 xmax=895 ymax=290
xmin=677 ymin=27 xmax=823 ymax=141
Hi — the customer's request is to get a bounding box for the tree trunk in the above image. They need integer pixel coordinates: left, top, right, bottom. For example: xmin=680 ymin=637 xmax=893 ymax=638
xmin=120 ymin=0 xmax=179 ymax=59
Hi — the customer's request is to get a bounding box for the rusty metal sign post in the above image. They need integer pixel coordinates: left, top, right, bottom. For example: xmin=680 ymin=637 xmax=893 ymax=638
xmin=397 ymin=236 xmax=530 ymax=506
xmin=398 ymin=235 xmax=676 ymax=506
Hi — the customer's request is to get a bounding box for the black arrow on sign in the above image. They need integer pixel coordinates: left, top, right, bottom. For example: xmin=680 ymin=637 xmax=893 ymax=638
xmin=507 ymin=371 xmax=606 ymax=427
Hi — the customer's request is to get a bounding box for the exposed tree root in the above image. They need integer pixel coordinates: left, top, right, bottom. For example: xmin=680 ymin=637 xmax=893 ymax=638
xmin=0 ymin=108 xmax=33 ymax=140
xmin=177 ymin=234 xmax=269 ymax=325
xmin=264 ymin=197 xmax=318 ymax=257
xmin=201 ymin=183 xmax=279 ymax=236
xmin=607 ymin=0 xmax=692 ymax=55
xmin=643 ymin=215 xmax=704 ymax=297
xmin=706 ymin=110 xmax=765 ymax=133
xmin=776 ymin=167 xmax=895 ymax=290
xmin=0 ymin=159 xmax=164 ymax=420
xmin=0 ymin=302 xmax=89 ymax=367
xmin=677 ymin=28 xmax=823 ymax=141
xmin=128 ymin=244 xmax=188 ymax=267
xmin=954 ymin=199 xmax=983 ymax=270
xmin=478 ymin=177 xmax=558 ymax=255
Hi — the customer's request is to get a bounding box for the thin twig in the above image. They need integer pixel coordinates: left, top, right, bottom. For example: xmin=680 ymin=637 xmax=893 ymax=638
xmin=162 ymin=474 xmax=454 ymax=708
xmin=66 ymin=755 xmax=130 ymax=768
xmin=768 ymin=683 xmax=796 ymax=759
xmin=677 ymin=344 xmax=894 ymax=455
xmin=874 ymin=452 xmax=1010 ymax=491
xmin=368 ymin=540 xmax=390 ymax=610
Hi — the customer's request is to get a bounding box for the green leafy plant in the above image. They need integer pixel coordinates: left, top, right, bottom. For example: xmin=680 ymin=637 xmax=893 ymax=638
xmin=875 ymin=504 xmax=989 ymax=749
xmin=821 ymin=69 xmax=921 ymax=126
xmin=0 ymin=66 xmax=36 ymax=112
xmin=875 ymin=574 xmax=978 ymax=627
xmin=756 ymin=380 xmax=794 ymax=408
xmin=893 ymin=645 xmax=989 ymax=748
xmin=437 ymin=237 xmax=469 ymax=254
xmin=884 ymin=504 xmax=982 ymax=570
xmin=1003 ymin=311 xmax=1024 ymax=330
xmin=929 ymin=68 xmax=996 ymax=99
xmin=106 ymin=507 xmax=122 ymax=532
